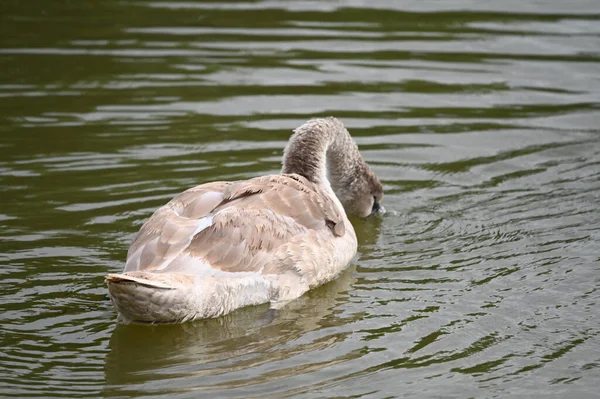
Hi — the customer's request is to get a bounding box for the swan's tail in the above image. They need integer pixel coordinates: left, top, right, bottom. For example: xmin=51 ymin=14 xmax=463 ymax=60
xmin=106 ymin=271 xmax=198 ymax=323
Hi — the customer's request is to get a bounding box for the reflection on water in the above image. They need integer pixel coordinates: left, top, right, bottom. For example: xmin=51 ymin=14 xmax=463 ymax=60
xmin=1 ymin=0 xmax=600 ymax=398
xmin=105 ymin=268 xmax=358 ymax=396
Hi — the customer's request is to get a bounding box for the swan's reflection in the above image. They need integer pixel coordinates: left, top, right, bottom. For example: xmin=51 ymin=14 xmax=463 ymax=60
xmin=354 ymin=214 xmax=384 ymax=250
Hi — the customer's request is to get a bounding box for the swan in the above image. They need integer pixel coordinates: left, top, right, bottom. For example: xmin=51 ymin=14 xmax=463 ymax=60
xmin=106 ymin=117 xmax=384 ymax=323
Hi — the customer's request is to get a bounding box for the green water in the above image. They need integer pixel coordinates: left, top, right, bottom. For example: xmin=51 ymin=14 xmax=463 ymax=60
xmin=1 ymin=1 xmax=600 ymax=397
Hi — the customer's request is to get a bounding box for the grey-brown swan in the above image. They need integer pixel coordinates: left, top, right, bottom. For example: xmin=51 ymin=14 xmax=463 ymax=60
xmin=106 ymin=117 xmax=384 ymax=323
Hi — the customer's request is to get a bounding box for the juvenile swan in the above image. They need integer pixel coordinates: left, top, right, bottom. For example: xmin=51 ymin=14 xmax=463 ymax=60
xmin=106 ymin=117 xmax=384 ymax=323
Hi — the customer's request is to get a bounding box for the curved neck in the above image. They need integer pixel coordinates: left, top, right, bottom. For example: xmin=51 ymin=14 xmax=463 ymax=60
xmin=281 ymin=117 xmax=363 ymax=189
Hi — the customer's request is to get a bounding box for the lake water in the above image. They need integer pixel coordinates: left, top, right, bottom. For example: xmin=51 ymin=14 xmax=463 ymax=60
xmin=1 ymin=1 xmax=600 ymax=398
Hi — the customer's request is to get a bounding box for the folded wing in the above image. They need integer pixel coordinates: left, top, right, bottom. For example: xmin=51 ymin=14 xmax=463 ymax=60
xmin=124 ymin=174 xmax=345 ymax=278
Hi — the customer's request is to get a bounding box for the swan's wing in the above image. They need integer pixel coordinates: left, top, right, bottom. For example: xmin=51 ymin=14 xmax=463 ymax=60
xmin=124 ymin=181 xmax=228 ymax=272
xmin=124 ymin=174 xmax=345 ymax=275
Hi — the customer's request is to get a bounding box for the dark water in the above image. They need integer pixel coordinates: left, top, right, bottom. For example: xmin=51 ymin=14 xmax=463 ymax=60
xmin=2 ymin=1 xmax=600 ymax=397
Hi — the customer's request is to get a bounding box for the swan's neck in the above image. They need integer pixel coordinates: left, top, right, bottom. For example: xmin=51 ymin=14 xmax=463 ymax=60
xmin=281 ymin=117 xmax=363 ymax=191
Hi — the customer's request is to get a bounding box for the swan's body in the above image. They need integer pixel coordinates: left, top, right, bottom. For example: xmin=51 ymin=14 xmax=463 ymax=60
xmin=106 ymin=117 xmax=383 ymax=323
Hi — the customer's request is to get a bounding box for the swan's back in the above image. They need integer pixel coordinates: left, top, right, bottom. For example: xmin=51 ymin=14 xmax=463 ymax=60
xmin=126 ymin=173 xmax=348 ymax=274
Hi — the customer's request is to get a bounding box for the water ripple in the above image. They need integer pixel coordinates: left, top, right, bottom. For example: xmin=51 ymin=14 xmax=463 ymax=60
xmin=1 ymin=0 xmax=599 ymax=397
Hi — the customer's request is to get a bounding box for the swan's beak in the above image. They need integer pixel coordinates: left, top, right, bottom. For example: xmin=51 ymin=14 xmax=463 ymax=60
xmin=370 ymin=202 xmax=386 ymax=216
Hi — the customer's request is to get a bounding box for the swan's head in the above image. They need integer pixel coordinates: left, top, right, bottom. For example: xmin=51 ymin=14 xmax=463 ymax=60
xmin=336 ymin=164 xmax=384 ymax=218
xmin=282 ymin=116 xmax=385 ymax=218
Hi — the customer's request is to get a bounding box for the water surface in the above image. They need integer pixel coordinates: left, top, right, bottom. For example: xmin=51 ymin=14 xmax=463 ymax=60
xmin=1 ymin=1 xmax=600 ymax=398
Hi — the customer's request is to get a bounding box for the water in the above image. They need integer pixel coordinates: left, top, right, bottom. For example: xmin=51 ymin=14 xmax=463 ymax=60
xmin=1 ymin=0 xmax=599 ymax=397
